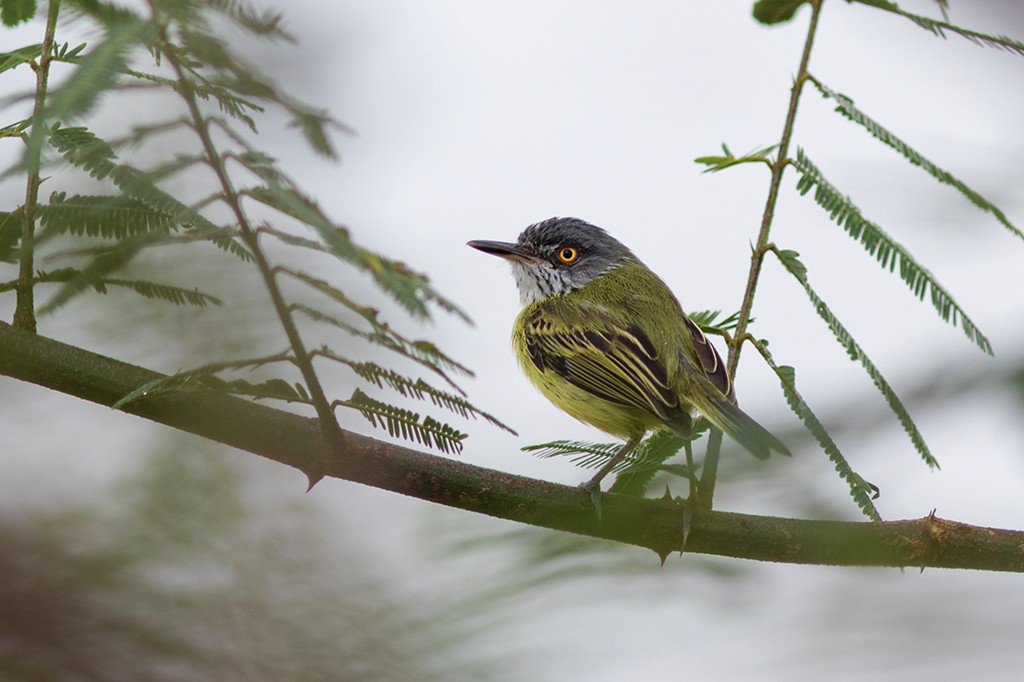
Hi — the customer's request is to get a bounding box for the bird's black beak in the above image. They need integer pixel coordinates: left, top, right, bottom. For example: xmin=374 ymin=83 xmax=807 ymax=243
xmin=467 ymin=239 xmax=537 ymax=262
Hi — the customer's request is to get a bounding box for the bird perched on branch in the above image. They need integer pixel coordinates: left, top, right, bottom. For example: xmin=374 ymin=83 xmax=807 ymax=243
xmin=469 ymin=217 xmax=789 ymax=511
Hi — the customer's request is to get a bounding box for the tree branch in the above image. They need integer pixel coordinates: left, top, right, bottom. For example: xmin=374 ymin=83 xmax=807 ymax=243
xmin=2 ymin=319 xmax=1023 ymax=572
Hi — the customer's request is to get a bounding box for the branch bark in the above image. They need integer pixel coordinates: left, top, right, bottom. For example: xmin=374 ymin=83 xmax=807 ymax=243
xmin=2 ymin=319 xmax=1023 ymax=572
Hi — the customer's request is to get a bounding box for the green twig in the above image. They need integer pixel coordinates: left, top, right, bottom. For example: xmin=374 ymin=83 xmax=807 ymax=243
xmin=13 ymin=0 xmax=61 ymax=332
xmin=700 ymin=0 xmax=824 ymax=510
xmin=149 ymin=1 xmax=342 ymax=484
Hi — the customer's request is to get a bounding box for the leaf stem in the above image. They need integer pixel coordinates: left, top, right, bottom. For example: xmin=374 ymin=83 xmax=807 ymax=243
xmin=699 ymin=0 xmax=824 ymax=509
xmin=152 ymin=6 xmax=342 ymax=481
xmin=13 ymin=0 xmax=61 ymax=332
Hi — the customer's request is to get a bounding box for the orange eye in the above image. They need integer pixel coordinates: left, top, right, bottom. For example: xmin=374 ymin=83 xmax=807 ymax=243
xmin=557 ymin=246 xmax=579 ymax=263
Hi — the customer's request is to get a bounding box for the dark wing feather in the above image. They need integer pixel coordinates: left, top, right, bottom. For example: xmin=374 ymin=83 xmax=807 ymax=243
xmin=524 ymin=314 xmax=679 ymax=421
xmin=683 ymin=315 xmax=735 ymax=403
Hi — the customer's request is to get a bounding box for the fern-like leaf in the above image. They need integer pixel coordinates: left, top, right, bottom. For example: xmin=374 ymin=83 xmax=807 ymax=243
xmin=810 ymin=77 xmax=1023 ymax=242
xmin=1 ymin=268 xmax=222 ymax=307
xmin=313 ymin=348 xmax=516 ymax=435
xmin=608 ymin=430 xmax=690 ymax=497
xmin=209 ymin=376 xmax=308 ymax=402
xmin=43 ymin=17 xmax=150 ymax=123
xmin=337 ymin=388 xmax=467 ymax=454
xmin=37 ymin=236 xmax=147 ymax=314
xmin=45 ymin=126 xmax=253 ymax=264
xmin=197 ymin=226 xmax=254 ymax=262
xmin=291 ymin=302 xmax=471 ymax=391
xmin=774 ymin=247 xmax=939 ymax=471
xmin=749 ymin=338 xmax=882 ymax=521
xmin=521 ymin=440 xmax=626 ymax=470
xmin=100 ymin=277 xmax=223 ymax=307
xmin=206 ymin=0 xmax=293 ymax=41
xmin=112 ymin=351 xmax=296 ymax=408
xmin=189 ymin=79 xmax=263 ymax=132
xmin=37 ymin=193 xmax=177 ymax=239
xmin=285 ymin=269 xmax=474 ymax=373
xmin=792 ymin=148 xmax=992 ymax=355
xmin=852 ymin=0 xmax=1024 ymax=57
xmin=48 ymin=126 xmax=218 ymax=231
xmin=247 ymin=183 xmax=469 ymax=322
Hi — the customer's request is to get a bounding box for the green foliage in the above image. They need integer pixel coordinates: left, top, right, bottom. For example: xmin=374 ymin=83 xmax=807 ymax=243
xmin=523 ymin=429 xmax=700 ymax=496
xmin=93 ymin=277 xmax=223 ymax=307
xmin=313 ymin=347 xmax=516 ymax=435
xmin=750 ymin=337 xmax=881 ymax=521
xmin=112 ymin=352 xmax=300 ymax=409
xmin=247 ymin=183 xmax=468 ymax=322
xmin=43 ymin=17 xmax=150 ymax=123
xmin=0 ymin=267 xmax=223 ymax=308
xmin=792 ymin=147 xmax=992 ymax=356
xmin=36 ymin=235 xmax=148 ymax=314
xmin=338 ymin=388 xmax=468 ymax=455
xmin=1 ymin=0 xmax=35 ymax=27
xmin=809 ymin=77 xmax=1023 ymax=243
xmin=752 ymin=0 xmax=808 ymax=25
xmin=851 ymin=0 xmax=1024 ymax=57
xmin=38 ymin=193 xmax=178 ymax=239
xmin=608 ymin=430 xmax=694 ymax=497
xmin=0 ymin=43 xmax=40 ymax=73
xmin=0 ymin=118 xmax=31 ymax=139
xmin=291 ymin=301 xmax=472 ymax=392
xmin=773 ymin=247 xmax=939 ymax=471
xmin=695 ymin=142 xmax=777 ymax=173
xmin=0 ymin=0 xmax=506 ymax=455
xmin=689 ymin=309 xmax=743 ymax=335
xmin=522 ymin=440 xmax=630 ymax=470
xmin=46 ymin=126 xmax=218 ymax=231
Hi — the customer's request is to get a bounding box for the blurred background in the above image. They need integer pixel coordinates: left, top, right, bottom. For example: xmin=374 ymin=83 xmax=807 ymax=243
xmin=3 ymin=1 xmax=1024 ymax=679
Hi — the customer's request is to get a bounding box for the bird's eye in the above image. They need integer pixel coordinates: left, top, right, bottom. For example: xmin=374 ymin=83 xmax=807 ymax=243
xmin=557 ymin=246 xmax=579 ymax=263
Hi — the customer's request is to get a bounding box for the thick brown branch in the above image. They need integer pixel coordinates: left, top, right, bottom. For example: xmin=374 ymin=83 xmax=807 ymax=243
xmin=2 ymin=320 xmax=1022 ymax=572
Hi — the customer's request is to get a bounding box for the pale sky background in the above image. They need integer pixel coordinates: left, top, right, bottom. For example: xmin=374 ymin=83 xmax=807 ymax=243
xmin=3 ymin=1 xmax=1024 ymax=680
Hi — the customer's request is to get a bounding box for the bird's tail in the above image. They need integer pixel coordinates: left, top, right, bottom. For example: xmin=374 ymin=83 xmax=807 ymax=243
xmin=696 ymin=397 xmax=791 ymax=460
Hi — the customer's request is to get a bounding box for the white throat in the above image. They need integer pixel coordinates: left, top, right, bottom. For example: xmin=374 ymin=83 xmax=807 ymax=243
xmin=509 ymin=261 xmax=575 ymax=305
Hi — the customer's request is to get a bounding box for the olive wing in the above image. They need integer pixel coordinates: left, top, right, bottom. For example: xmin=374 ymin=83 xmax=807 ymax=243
xmin=523 ymin=312 xmax=679 ymax=421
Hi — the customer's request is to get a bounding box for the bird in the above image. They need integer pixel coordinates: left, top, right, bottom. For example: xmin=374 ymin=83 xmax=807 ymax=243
xmin=468 ymin=216 xmax=789 ymax=508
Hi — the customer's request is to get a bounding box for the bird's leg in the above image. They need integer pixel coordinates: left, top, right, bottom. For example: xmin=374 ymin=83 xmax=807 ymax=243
xmin=580 ymin=434 xmax=643 ymax=521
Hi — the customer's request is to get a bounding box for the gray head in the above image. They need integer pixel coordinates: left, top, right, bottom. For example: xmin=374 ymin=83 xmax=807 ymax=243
xmin=467 ymin=217 xmax=636 ymax=304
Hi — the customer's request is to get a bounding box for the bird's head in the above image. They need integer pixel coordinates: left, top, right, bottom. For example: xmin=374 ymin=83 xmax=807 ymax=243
xmin=468 ymin=217 xmax=636 ymax=304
